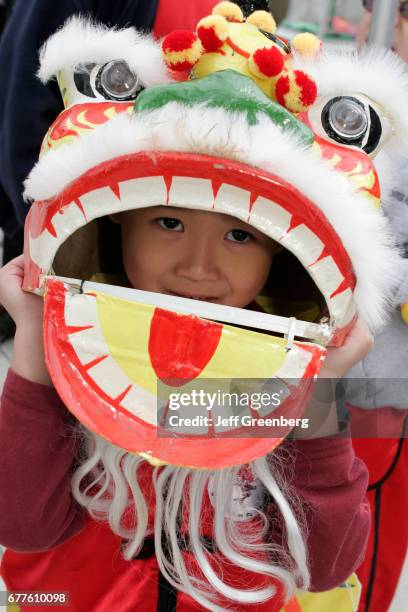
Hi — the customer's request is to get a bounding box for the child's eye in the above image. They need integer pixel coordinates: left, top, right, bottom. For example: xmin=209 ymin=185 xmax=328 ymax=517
xmin=157 ymin=217 xmax=184 ymax=231
xmin=226 ymin=229 xmax=252 ymax=243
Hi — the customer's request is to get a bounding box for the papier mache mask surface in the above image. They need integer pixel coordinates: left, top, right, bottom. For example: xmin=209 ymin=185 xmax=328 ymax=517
xmin=23 ymin=4 xmax=406 ymax=470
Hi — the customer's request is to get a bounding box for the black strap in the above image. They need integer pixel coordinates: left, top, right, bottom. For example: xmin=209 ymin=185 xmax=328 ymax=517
xmin=131 ymin=538 xmax=177 ymax=611
xmin=132 ymin=537 xmax=155 ymax=559
xmin=157 ymin=569 xmax=178 ymax=612
xmin=367 ymin=416 xmax=407 ymax=491
xmin=131 ymin=535 xmax=218 ymax=611
xmin=364 ymin=416 xmax=407 ymax=611
xmin=364 ymin=486 xmax=382 ymax=612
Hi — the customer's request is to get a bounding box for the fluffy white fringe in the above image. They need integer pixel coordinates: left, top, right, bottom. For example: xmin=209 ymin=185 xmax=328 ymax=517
xmin=71 ymin=427 xmax=309 ymax=611
xmin=294 ymin=45 xmax=408 ymax=152
xmin=24 ymin=104 xmax=402 ymax=331
xmin=37 ymin=16 xmax=171 ymax=88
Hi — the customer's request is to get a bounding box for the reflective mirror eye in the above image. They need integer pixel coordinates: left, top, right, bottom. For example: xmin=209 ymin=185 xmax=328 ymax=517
xmin=328 ymin=98 xmax=368 ymax=140
xmin=96 ymin=60 xmax=141 ymax=100
xmin=308 ymin=94 xmax=388 ymax=157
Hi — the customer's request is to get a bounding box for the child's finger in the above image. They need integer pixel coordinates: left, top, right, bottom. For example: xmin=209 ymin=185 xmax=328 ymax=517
xmin=343 ymin=317 xmax=374 ymax=359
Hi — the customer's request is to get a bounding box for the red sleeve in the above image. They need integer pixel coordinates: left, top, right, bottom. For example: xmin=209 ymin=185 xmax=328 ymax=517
xmin=286 ymin=432 xmax=370 ymax=591
xmin=0 ymin=369 xmax=85 ymax=552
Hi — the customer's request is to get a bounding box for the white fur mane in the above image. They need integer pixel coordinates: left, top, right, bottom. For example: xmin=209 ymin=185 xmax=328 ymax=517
xmin=71 ymin=426 xmax=309 ymax=610
xmin=37 ymin=16 xmax=171 ymax=88
xmin=294 ymin=45 xmax=408 ymax=152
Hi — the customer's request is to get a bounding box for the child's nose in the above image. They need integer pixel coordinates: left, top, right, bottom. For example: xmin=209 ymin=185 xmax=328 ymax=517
xmin=175 ymin=237 xmax=220 ymax=281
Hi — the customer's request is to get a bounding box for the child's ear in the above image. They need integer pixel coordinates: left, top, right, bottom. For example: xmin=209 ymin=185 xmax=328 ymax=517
xmin=109 ymin=213 xmax=121 ymax=224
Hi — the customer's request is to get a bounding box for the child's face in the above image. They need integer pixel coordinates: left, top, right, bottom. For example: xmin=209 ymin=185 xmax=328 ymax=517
xmin=117 ymin=206 xmax=279 ymax=308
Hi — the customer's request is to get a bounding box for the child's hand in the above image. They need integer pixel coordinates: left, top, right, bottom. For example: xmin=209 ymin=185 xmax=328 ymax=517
xmin=292 ymin=317 xmax=374 ymax=439
xmin=0 ymin=255 xmax=51 ymax=386
xmin=319 ymin=317 xmax=374 ymax=379
xmin=0 ymin=255 xmax=43 ymax=326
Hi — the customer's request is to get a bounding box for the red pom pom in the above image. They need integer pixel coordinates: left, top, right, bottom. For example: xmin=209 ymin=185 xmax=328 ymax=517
xmin=162 ymin=30 xmax=198 ymax=53
xmin=166 ymin=60 xmax=197 ymax=72
xmin=275 ymin=74 xmax=290 ymax=106
xmin=294 ymin=70 xmax=317 ymax=107
xmin=197 ymin=24 xmax=224 ymax=51
xmin=161 ymin=31 xmax=202 ymax=72
xmin=252 ymin=46 xmax=285 ymax=77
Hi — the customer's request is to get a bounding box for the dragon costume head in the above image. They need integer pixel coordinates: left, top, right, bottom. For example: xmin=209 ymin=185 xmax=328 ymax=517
xmin=23 ymin=5 xmax=406 ymax=471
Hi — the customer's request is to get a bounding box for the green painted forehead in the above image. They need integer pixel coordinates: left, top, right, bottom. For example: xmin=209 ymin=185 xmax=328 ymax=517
xmin=135 ymin=70 xmax=314 ymax=146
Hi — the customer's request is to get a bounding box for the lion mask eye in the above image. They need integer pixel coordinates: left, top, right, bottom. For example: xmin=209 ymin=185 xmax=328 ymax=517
xmin=74 ymin=60 xmax=143 ymax=102
xmin=309 ymin=94 xmax=391 ymax=156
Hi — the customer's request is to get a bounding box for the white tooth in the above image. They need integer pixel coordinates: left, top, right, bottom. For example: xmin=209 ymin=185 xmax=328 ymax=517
xmin=68 ymin=326 xmax=105 ymax=366
xmin=273 ymin=345 xmax=319 ymax=379
xmin=79 ymin=186 xmax=121 ymax=220
xmin=119 ymin=176 xmax=167 ymax=210
xmin=86 ymin=354 xmax=132 ymax=399
xmin=28 ymin=230 xmax=58 ymax=271
xmin=120 ymin=385 xmax=158 ymax=425
xmin=169 ymin=177 xmax=213 ymax=210
xmin=65 ymin=293 xmax=99 ymax=327
xmin=65 ymin=290 xmax=158 ymax=425
xmin=214 ymin=184 xmax=250 ymax=219
xmin=280 ymin=224 xmax=324 ymax=267
xmin=328 ymin=288 xmax=355 ymax=326
xmin=249 ymin=197 xmax=292 ymax=237
xmin=51 ymin=200 xmax=87 ymax=242
xmin=309 ymin=256 xmax=344 ymax=297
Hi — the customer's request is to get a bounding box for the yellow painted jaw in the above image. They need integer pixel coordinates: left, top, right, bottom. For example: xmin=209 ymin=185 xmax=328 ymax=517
xmin=97 ymin=291 xmax=289 ymax=395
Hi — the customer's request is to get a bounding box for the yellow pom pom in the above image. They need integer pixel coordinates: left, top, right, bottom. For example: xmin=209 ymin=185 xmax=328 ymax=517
xmin=246 ymin=10 xmax=276 ymax=34
xmin=291 ymin=33 xmax=322 ymax=59
xmin=212 ymin=1 xmax=244 ymax=23
xmin=197 ymin=15 xmax=229 ymax=51
xmin=275 ymin=69 xmax=317 ymax=113
xmin=401 ymin=301 xmax=408 ymax=325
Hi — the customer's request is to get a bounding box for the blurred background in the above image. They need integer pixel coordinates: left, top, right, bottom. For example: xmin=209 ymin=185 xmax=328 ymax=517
xmin=277 ymin=0 xmax=364 ymax=42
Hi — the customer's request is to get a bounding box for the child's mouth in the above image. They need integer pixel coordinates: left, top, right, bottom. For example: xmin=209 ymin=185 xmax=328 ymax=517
xmin=169 ymin=292 xmax=219 ymax=303
xmin=49 ymin=277 xmax=331 ymax=342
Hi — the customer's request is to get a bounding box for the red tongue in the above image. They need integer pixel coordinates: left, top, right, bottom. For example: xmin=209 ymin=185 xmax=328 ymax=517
xmin=149 ymin=308 xmax=222 ymax=386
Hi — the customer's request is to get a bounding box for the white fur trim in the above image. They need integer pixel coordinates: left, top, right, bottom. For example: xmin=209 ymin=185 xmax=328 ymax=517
xmin=294 ymin=46 xmax=408 ymax=153
xmin=37 ymin=16 xmax=171 ymax=87
xmin=24 ymin=104 xmax=401 ymax=331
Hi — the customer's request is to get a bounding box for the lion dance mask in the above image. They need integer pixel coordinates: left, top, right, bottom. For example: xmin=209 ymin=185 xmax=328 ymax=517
xmin=23 ymin=5 xmax=406 ymax=472
xmin=21 ymin=3 xmax=408 ymax=609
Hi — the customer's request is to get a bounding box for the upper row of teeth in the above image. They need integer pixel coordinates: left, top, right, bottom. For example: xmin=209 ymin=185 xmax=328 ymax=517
xmin=29 ymin=175 xmax=356 ymax=327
